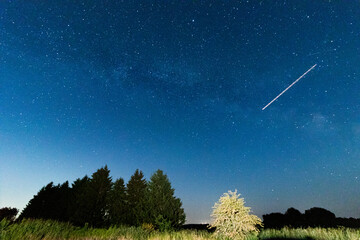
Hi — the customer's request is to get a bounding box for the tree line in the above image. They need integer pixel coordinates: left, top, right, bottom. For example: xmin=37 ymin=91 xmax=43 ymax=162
xmin=263 ymin=207 xmax=360 ymax=229
xmin=0 ymin=207 xmax=18 ymax=222
xmin=14 ymin=166 xmax=185 ymax=230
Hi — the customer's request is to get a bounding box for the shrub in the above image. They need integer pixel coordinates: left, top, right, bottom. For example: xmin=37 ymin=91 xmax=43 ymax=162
xmin=141 ymin=222 xmax=155 ymax=232
xmin=210 ymin=190 xmax=262 ymax=240
xmin=155 ymin=215 xmax=173 ymax=232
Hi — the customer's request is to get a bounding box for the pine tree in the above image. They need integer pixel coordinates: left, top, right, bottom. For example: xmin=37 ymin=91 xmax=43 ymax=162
xmin=69 ymin=176 xmax=92 ymax=226
xmin=147 ymin=169 xmax=185 ymax=230
xmin=88 ymin=165 xmax=113 ymax=227
xmin=19 ymin=182 xmax=54 ymax=220
xmin=18 ymin=181 xmax=71 ymax=221
xmin=210 ymin=190 xmax=262 ymax=240
xmin=108 ymin=178 xmax=127 ymax=225
xmin=53 ymin=181 xmax=72 ymax=221
xmin=126 ymin=169 xmax=147 ymax=226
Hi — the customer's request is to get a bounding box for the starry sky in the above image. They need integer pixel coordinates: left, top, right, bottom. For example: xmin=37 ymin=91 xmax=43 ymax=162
xmin=1 ymin=0 xmax=360 ymax=223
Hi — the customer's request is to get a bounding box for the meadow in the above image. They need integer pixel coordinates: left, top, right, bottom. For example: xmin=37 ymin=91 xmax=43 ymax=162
xmin=1 ymin=219 xmax=360 ymax=240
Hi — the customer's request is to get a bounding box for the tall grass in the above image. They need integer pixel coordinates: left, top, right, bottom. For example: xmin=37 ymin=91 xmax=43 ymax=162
xmin=1 ymin=219 xmax=360 ymax=240
xmin=259 ymin=227 xmax=360 ymax=240
xmin=0 ymin=219 xmax=217 ymax=240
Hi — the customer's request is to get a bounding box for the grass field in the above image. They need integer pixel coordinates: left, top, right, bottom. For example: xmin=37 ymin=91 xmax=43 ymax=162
xmin=1 ymin=219 xmax=360 ymax=240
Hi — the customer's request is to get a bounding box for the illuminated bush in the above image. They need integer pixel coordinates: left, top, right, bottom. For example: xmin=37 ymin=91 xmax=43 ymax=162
xmin=141 ymin=222 xmax=155 ymax=232
xmin=210 ymin=190 xmax=262 ymax=239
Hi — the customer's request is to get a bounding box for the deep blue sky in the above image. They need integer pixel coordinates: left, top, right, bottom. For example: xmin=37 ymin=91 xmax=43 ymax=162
xmin=1 ymin=0 xmax=360 ymax=223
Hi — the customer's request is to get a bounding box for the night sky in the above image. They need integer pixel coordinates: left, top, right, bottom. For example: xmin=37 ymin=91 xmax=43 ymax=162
xmin=1 ymin=1 xmax=360 ymax=223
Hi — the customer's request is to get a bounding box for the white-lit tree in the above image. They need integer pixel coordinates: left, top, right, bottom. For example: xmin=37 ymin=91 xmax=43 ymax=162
xmin=210 ymin=190 xmax=262 ymax=239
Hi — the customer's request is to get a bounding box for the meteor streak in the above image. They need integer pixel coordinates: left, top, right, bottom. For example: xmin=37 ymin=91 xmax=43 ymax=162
xmin=262 ymin=64 xmax=317 ymax=110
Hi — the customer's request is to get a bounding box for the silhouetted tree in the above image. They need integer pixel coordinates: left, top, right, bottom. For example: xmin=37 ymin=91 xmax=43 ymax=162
xmin=55 ymin=181 xmax=72 ymax=221
xmin=0 ymin=207 xmax=18 ymax=221
xmin=264 ymin=207 xmax=341 ymax=229
xmin=263 ymin=212 xmax=286 ymax=229
xmin=70 ymin=176 xmax=92 ymax=226
xmin=336 ymin=217 xmax=360 ymax=228
xmin=146 ymin=169 xmax=185 ymax=230
xmin=126 ymin=169 xmax=147 ymax=226
xmin=19 ymin=182 xmax=71 ymax=221
xmin=304 ymin=207 xmax=336 ymax=227
xmin=19 ymin=182 xmax=53 ymax=220
xmin=108 ymin=178 xmax=127 ymax=225
xmin=87 ymin=165 xmax=113 ymax=227
xmin=284 ymin=208 xmax=303 ymax=228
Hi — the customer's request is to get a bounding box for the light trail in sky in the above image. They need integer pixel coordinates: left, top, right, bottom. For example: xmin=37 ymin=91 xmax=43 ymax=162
xmin=262 ymin=64 xmax=317 ymax=111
